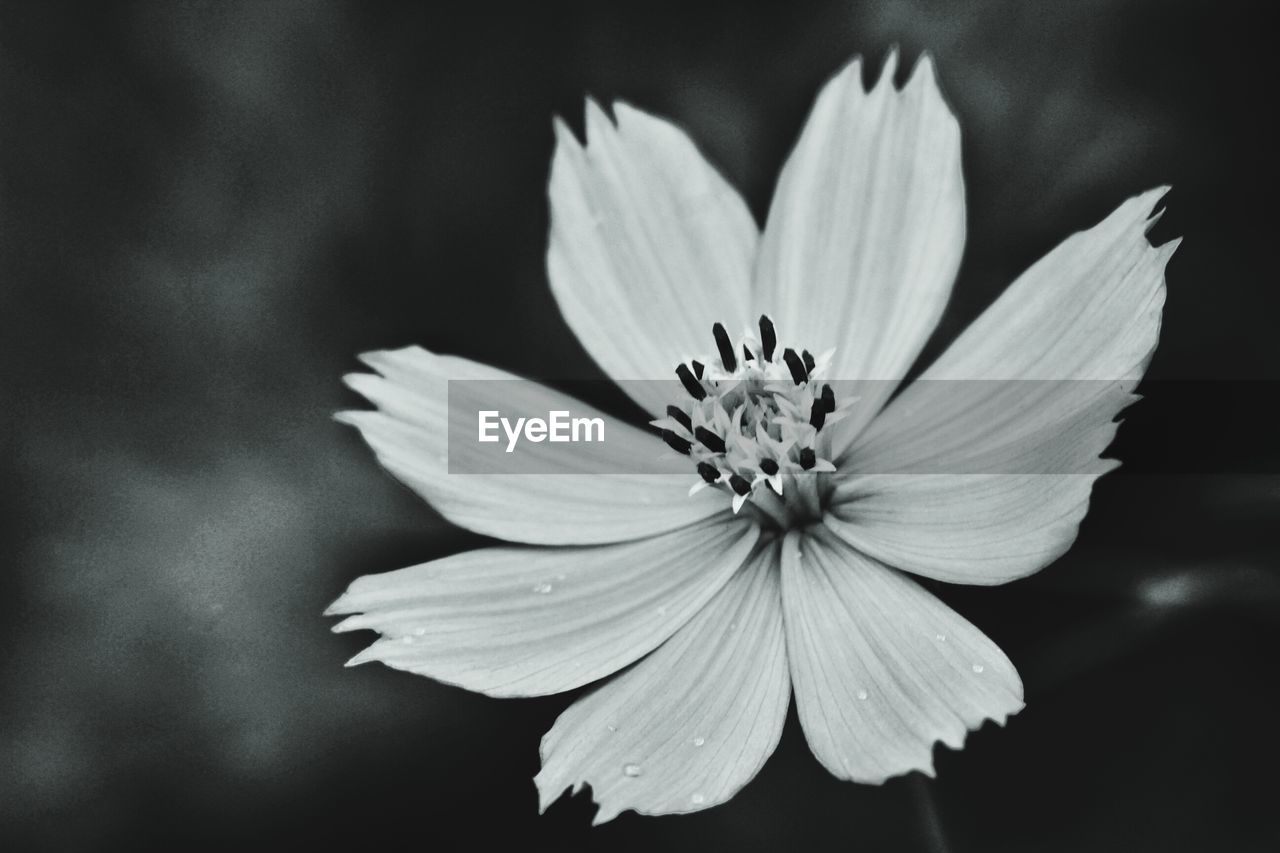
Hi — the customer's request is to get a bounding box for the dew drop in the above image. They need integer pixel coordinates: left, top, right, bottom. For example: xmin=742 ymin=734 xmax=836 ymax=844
xmin=691 ymin=736 xmax=705 ymax=747
xmin=623 ymin=763 xmax=642 ymax=777
xmin=691 ymin=792 xmax=706 ymax=805
xmin=531 ymin=582 xmax=553 ymax=594
xmin=856 ymin=689 xmax=868 ymax=700
xmin=972 ymin=663 xmax=985 ymax=674
xmin=935 ymin=633 xmax=947 ymax=643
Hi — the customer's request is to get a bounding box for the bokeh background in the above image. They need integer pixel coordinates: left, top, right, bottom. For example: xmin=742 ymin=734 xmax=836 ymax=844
xmin=3 ymin=1 xmax=1278 ymax=850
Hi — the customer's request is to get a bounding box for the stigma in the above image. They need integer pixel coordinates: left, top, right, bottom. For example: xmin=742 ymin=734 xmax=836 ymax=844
xmin=653 ymin=315 xmax=852 ymax=517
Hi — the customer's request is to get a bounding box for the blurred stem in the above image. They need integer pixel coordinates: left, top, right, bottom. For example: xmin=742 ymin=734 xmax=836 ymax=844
xmin=911 ymin=775 xmax=951 ymax=853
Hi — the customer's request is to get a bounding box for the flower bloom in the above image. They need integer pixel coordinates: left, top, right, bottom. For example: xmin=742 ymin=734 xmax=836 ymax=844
xmin=328 ymin=51 xmax=1178 ymax=823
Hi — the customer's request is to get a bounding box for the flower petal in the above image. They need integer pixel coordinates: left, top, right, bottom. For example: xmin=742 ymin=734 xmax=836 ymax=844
xmin=781 ymin=530 xmax=1023 ymax=783
xmin=827 ymin=189 xmax=1178 ymax=584
xmin=755 ymin=51 xmax=965 ymax=444
xmin=547 ymin=100 xmax=758 ymax=416
xmin=341 ymin=345 xmax=726 ymax=545
xmin=328 ymin=514 xmax=759 ymax=698
xmin=535 ymin=540 xmax=787 ymax=823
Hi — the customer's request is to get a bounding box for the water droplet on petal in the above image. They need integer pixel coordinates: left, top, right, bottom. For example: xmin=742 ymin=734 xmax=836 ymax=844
xmin=935 ymin=633 xmax=947 ymax=642
xmin=972 ymin=663 xmax=984 ymax=673
xmin=856 ymin=689 xmax=868 ymax=700
xmin=691 ymin=792 xmax=706 ymax=805
xmin=531 ymin=582 xmax=553 ymax=594
xmin=691 ymin=736 xmax=705 ymax=747
xmin=606 ymin=724 xmax=617 ymax=733
xmin=623 ymin=763 xmax=642 ymax=777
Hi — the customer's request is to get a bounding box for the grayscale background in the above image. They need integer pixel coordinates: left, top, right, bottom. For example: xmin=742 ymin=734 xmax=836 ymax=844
xmin=3 ymin=1 xmax=1277 ymax=850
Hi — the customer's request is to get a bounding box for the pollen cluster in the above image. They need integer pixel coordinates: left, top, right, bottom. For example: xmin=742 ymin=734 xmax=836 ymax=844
xmin=654 ymin=316 xmax=850 ymax=517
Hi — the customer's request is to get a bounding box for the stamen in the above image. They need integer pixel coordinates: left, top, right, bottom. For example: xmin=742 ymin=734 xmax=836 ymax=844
xmin=712 ymin=323 xmax=737 ymax=372
xmin=759 ymin=315 xmax=777 ymax=361
xmin=666 ymin=317 xmax=841 ymax=519
xmin=676 ymin=364 xmax=706 ymax=400
xmin=662 ymin=430 xmax=692 ymax=455
xmin=782 ymin=348 xmax=808 ymax=385
xmin=694 ymin=426 xmax=726 ymax=454
xmin=666 ymin=405 xmax=692 ymax=431
xmin=809 ymin=400 xmax=827 ymax=431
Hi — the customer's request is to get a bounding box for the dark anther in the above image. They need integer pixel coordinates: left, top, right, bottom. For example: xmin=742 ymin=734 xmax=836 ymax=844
xmin=694 ymin=426 xmax=727 ymax=454
xmin=759 ymin=458 xmax=779 ymax=475
xmin=802 ymin=349 xmax=815 ymax=374
xmin=820 ymin=383 xmax=836 ymax=413
xmin=799 ymin=447 xmax=817 ymax=470
xmin=662 ymin=430 xmax=692 ymax=455
xmin=809 ymin=400 xmax=827 ymax=431
xmin=691 ymin=360 xmax=705 ymax=380
xmin=666 ymin=405 xmax=692 ymax=431
xmin=758 ymin=315 xmax=777 ymax=361
xmin=782 ymin=348 xmax=808 ymax=385
xmin=728 ymin=474 xmax=752 ymax=496
xmin=697 ymin=461 xmax=720 ymax=483
xmin=676 ymin=364 xmax=707 ymax=400
xmin=712 ymin=323 xmax=737 ymax=372
xmin=742 ymin=344 xmax=754 ymax=362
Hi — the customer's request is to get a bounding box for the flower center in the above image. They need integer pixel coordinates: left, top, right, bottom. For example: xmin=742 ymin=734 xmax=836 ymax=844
xmin=654 ymin=315 xmax=851 ymax=527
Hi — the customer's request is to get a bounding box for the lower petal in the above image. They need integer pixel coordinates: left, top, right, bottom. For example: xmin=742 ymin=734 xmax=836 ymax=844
xmin=328 ymin=515 xmax=758 ymax=698
xmin=536 ymin=540 xmax=788 ymax=824
xmin=781 ymin=530 xmax=1023 ymax=783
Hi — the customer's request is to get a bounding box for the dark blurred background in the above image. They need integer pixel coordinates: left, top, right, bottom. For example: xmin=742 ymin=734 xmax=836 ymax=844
xmin=2 ymin=1 xmax=1278 ymax=850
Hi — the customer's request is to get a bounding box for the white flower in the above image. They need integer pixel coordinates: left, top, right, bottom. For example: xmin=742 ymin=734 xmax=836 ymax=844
xmin=328 ymin=51 xmax=1178 ymax=824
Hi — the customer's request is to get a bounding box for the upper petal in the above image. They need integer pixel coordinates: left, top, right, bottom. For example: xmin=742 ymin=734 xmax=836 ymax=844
xmin=547 ymin=100 xmax=758 ymax=416
xmin=536 ymin=540 xmax=788 ymax=823
xmin=827 ymin=189 xmax=1177 ymax=584
xmin=341 ymin=345 xmax=726 ymax=545
xmin=781 ymin=530 xmax=1023 ymax=784
xmin=328 ymin=514 xmax=759 ymax=698
xmin=755 ymin=51 xmax=966 ymax=447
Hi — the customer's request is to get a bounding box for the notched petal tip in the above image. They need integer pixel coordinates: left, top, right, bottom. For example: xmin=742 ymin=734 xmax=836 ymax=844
xmin=877 ymin=45 xmax=900 ymax=88
xmin=344 ymin=644 xmax=383 ymax=668
xmin=323 ymin=595 xmax=354 ymax=617
xmin=583 ymin=96 xmax=616 ymax=143
xmin=550 ymin=113 xmax=577 ymax=146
